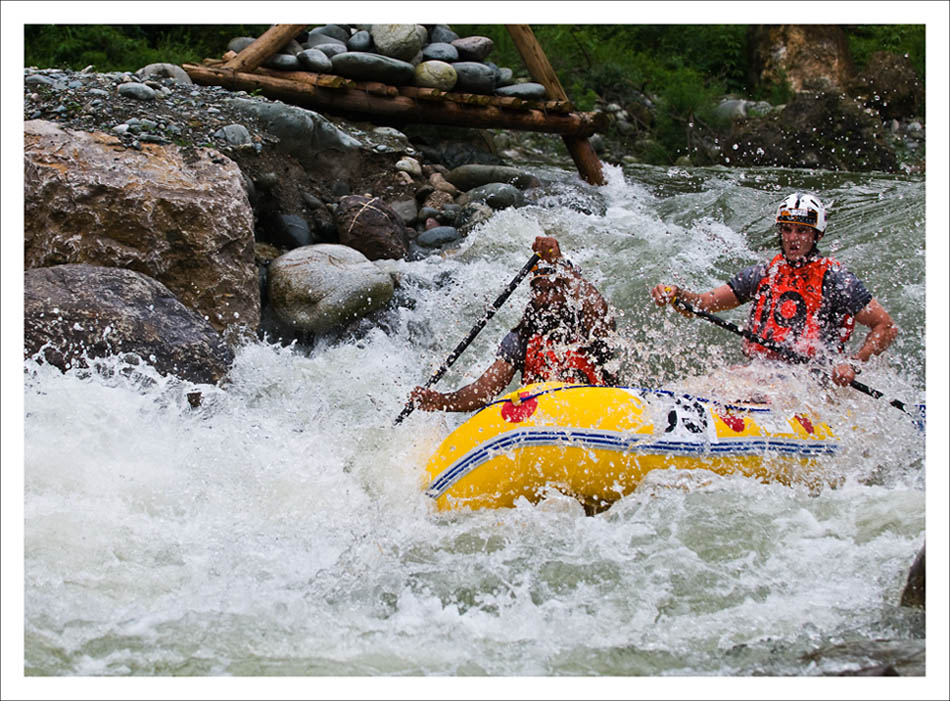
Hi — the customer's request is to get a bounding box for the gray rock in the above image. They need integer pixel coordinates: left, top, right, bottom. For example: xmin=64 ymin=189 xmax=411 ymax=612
xmin=495 ymin=82 xmax=548 ymax=100
xmin=24 ymin=264 xmax=234 ymax=385
xmin=228 ymin=36 xmax=256 ymax=54
xmin=135 ymin=63 xmax=193 ymax=85
xmin=495 ymin=66 xmax=514 ymax=87
xmin=312 ymin=43 xmax=347 ymax=58
xmin=267 ymin=244 xmax=395 ymax=334
xmin=463 ymin=182 xmax=524 ymax=210
xmin=296 ymin=48 xmax=333 ymax=73
xmin=228 ymin=97 xmax=361 ymax=156
xmin=441 ymin=203 xmax=462 ymax=224
xmin=25 ymin=74 xmax=56 ymax=87
xmin=275 ymin=213 xmax=314 ymax=248
xmin=370 ymin=24 xmax=427 ymax=61
xmin=452 ymin=61 xmax=496 ymax=94
xmin=451 ymin=36 xmax=494 ymax=61
xmin=310 ymin=24 xmax=351 ymax=43
xmin=330 ymin=52 xmax=415 ymax=85
xmin=213 ymin=123 xmax=252 ymax=146
xmin=280 ymin=39 xmax=305 ymax=55
xmin=417 ymin=226 xmax=461 ymax=247
xmin=413 ymin=61 xmax=457 ymax=90
xmin=428 ymin=25 xmax=459 ymax=44
xmin=445 ymin=164 xmax=541 ymax=191
xmin=394 ymin=156 xmax=422 ymax=177
xmin=306 ymin=29 xmax=347 ymax=47
xmin=422 ymin=42 xmax=459 ymax=62
xmin=347 ymin=30 xmax=373 ymax=51
xmin=263 ymin=53 xmax=300 ymax=70
xmin=117 ymin=82 xmax=157 ymax=101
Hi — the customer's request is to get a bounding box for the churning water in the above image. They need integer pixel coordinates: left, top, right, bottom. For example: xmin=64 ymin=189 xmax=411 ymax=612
xmin=15 ymin=162 xmax=942 ymax=692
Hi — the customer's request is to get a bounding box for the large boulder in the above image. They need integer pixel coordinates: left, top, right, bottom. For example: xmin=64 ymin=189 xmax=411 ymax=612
xmin=24 ymin=265 xmax=234 ymax=384
xmin=748 ymin=25 xmax=854 ymax=93
xmin=267 ymin=244 xmax=395 ymax=334
xmin=23 ymin=120 xmax=259 ymax=333
xmin=334 ymin=195 xmax=411 ymax=260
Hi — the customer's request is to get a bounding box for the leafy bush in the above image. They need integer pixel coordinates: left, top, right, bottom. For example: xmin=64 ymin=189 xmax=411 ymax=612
xmin=847 ymin=24 xmax=925 ymax=79
xmin=24 ymin=25 xmax=270 ymax=72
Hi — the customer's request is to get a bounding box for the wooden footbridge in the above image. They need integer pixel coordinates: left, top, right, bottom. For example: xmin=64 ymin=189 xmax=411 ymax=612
xmin=182 ymin=24 xmax=606 ymax=185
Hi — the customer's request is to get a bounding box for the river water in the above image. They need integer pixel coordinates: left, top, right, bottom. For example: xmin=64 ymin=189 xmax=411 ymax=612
xmin=16 ymin=162 xmax=943 ymax=693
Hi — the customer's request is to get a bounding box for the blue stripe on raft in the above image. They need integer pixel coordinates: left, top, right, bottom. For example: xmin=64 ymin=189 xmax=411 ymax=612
xmin=425 ymin=427 xmax=837 ymax=499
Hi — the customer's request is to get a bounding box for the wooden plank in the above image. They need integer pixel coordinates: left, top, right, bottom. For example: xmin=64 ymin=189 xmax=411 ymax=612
xmin=223 ymin=24 xmax=309 ymax=74
xmin=506 ymin=24 xmax=605 ymax=185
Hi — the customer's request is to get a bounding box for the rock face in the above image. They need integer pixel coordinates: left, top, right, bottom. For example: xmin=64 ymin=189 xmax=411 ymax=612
xmin=267 ymin=244 xmax=395 ymax=334
xmin=24 ymin=264 xmax=234 ymax=384
xmin=749 ymin=25 xmax=854 ymax=93
xmin=23 ymin=120 xmax=260 ymax=333
xmin=334 ymin=194 xmax=410 ymax=260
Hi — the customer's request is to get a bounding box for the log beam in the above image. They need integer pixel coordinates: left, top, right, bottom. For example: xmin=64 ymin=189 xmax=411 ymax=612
xmin=506 ymin=24 xmax=605 ymax=185
xmin=183 ymin=63 xmax=606 ymax=137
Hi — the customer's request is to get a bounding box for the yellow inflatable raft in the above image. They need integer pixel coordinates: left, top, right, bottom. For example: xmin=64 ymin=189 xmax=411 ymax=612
xmin=424 ymin=382 xmax=838 ymax=513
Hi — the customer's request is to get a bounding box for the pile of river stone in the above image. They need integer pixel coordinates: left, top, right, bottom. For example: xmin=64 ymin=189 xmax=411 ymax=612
xmin=229 ymin=24 xmax=549 ymax=100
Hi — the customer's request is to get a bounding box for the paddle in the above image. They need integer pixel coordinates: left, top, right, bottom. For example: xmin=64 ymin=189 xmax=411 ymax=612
xmin=670 ymin=296 xmax=922 ymax=420
xmin=394 ymin=253 xmax=542 ymax=425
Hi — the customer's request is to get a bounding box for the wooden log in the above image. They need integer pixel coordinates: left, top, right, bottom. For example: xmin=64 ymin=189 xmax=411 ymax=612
xmin=506 ymin=24 xmax=605 ymax=185
xmin=255 ymin=66 xmax=354 ymax=89
xmin=397 ymin=86 xmax=571 ymax=113
xmin=223 ymin=24 xmax=310 ymax=74
xmin=182 ymin=64 xmax=606 ymax=136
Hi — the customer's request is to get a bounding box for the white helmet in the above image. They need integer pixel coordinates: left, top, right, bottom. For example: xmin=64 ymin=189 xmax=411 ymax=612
xmin=775 ymin=193 xmax=828 ymax=234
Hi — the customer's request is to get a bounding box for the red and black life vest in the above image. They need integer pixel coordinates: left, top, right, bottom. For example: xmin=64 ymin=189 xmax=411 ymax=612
xmin=744 ymin=253 xmax=856 ymax=360
xmin=523 ymin=334 xmax=607 ymax=385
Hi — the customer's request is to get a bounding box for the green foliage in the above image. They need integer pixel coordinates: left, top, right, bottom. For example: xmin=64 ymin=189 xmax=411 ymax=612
xmin=24 ymin=24 xmax=270 ymax=72
xmin=846 ymin=24 xmax=925 ymax=78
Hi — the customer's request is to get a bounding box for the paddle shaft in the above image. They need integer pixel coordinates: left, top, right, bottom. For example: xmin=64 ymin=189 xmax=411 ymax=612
xmin=394 ymin=253 xmax=541 ymax=424
xmin=671 ymin=297 xmax=915 ymax=416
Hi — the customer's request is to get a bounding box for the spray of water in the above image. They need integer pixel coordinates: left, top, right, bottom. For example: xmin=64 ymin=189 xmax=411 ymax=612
xmin=20 ymin=164 xmax=927 ymax=678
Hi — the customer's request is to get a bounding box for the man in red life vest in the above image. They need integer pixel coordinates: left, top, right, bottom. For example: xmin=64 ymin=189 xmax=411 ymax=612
xmin=410 ymin=235 xmax=617 ymax=413
xmin=651 ymin=193 xmax=897 ymax=387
